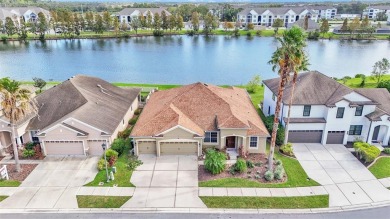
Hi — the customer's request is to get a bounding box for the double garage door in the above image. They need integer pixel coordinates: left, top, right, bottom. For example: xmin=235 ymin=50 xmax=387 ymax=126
xmin=137 ymin=141 xmax=197 ymax=155
xmin=44 ymin=140 xmax=84 ymax=155
xmin=288 ymin=130 xmax=345 ymax=144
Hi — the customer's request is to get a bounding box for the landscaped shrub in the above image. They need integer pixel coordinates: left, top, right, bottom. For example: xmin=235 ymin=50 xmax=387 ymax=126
xmin=280 ymin=143 xmax=294 ymax=156
xmin=354 ymin=142 xmax=381 ymax=163
xmin=128 ymin=156 xmax=143 ymax=171
xmin=104 ymin=149 xmax=119 ymax=167
xmin=153 ymin=30 xmax=164 ymax=36
xmin=256 ymin=30 xmax=262 ymax=36
xmin=246 ymin=32 xmax=252 ymax=37
xmin=129 ymin=117 xmax=138 ymax=125
xmin=383 ymin=148 xmax=390 ymax=154
xmin=25 ymin=142 xmax=35 ymax=150
xmin=246 ymin=160 xmax=254 ymax=169
xmin=134 ymin=109 xmax=141 ymax=115
xmin=264 ymin=170 xmax=274 ymax=181
xmin=186 ymin=30 xmax=196 ymax=36
xmin=264 ymin=115 xmax=285 ymax=145
xmin=275 ymin=159 xmax=283 ymax=166
xmin=97 ymin=158 xmax=106 ymax=171
xmin=233 ymin=158 xmax=247 ymax=173
xmin=204 ymin=149 xmax=226 ymax=175
xmin=110 ymin=138 xmax=130 ymax=156
xmin=118 ymin=127 xmax=132 ymax=138
xmin=274 ymin=165 xmax=285 ymax=180
xmin=22 ymin=149 xmax=35 ymax=158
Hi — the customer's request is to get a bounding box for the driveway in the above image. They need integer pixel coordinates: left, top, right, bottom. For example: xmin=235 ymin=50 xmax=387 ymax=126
xmin=294 ymin=143 xmax=390 ymax=207
xmin=0 ymin=156 xmax=99 ymax=209
xmin=123 ymin=155 xmax=206 ymax=208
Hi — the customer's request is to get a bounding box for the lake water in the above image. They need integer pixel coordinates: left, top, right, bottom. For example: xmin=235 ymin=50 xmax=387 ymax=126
xmin=0 ymin=36 xmax=389 ymax=85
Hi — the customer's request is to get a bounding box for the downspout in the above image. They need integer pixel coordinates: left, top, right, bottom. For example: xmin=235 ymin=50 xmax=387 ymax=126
xmin=366 ymin=120 xmax=373 ymax=143
xmin=281 ymin=102 xmax=284 ymax=125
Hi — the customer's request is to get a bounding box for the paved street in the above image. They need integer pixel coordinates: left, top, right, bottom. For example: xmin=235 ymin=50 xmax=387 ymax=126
xmin=294 ymin=143 xmax=390 ymax=207
xmin=124 ymin=155 xmax=206 ymax=208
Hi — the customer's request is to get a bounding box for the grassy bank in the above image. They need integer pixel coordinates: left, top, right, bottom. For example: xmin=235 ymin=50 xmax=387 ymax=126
xmin=200 ymin=195 xmax=329 ymax=209
xmin=337 ymin=75 xmax=390 ymax=88
xmin=369 ymin=157 xmax=390 ymax=179
xmin=76 ymin=195 xmax=131 ymax=208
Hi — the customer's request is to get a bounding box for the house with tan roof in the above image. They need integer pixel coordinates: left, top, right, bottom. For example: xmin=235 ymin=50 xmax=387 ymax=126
xmin=0 ymin=75 xmax=141 ymax=156
xmin=130 ymin=82 xmax=269 ymax=156
xmin=263 ymin=71 xmax=390 ymax=147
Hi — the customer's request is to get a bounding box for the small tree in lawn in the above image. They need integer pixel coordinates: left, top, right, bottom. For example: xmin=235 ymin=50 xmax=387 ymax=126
xmin=348 ymin=17 xmax=360 ymax=38
xmin=113 ymin=17 xmax=120 ymax=36
xmin=304 ymin=16 xmax=309 ymax=31
xmin=372 ymin=58 xmax=390 ymax=85
xmin=272 ymin=18 xmax=284 ymax=36
xmin=17 ymin=17 xmax=28 ymax=41
xmin=340 ymin=18 xmax=348 ymax=33
xmin=94 ymin=14 xmax=105 ymax=34
xmin=146 ymin=11 xmax=153 ymax=30
xmin=191 ymin=12 xmax=200 ymax=32
xmin=103 ymin=11 xmax=112 ymax=30
xmin=227 ymin=22 xmax=234 ymax=30
xmin=176 ymin=15 xmax=184 ymax=31
xmin=161 ymin=11 xmax=168 ymax=31
xmin=246 ymin=75 xmax=261 ymax=93
xmin=168 ymin=15 xmax=175 ymax=32
xmin=320 ymin=19 xmax=329 ymax=38
xmin=5 ymin=17 xmax=16 ymax=36
xmin=32 ymin=77 xmax=46 ymax=93
xmin=130 ymin=17 xmax=140 ymax=34
xmin=37 ymin=12 xmax=49 ymax=40
xmin=153 ymin=13 xmax=161 ymax=31
xmin=223 ymin=21 xmax=228 ymax=31
xmin=120 ymin=21 xmax=128 ymax=32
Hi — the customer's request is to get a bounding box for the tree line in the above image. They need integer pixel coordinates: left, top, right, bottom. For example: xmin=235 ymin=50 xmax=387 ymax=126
xmin=339 ymin=16 xmax=380 ymax=39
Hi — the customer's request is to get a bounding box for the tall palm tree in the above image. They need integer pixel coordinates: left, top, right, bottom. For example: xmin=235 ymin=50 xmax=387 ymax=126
xmin=267 ymin=26 xmax=307 ymax=170
xmin=0 ymin=78 xmax=36 ymax=172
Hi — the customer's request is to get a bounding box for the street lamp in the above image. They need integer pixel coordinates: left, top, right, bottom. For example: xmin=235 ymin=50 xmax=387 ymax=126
xmin=101 ymin=142 xmax=109 ymax=182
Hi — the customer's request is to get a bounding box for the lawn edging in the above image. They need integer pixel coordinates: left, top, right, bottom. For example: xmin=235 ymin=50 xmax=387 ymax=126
xmin=367 ymin=155 xmax=390 ymax=169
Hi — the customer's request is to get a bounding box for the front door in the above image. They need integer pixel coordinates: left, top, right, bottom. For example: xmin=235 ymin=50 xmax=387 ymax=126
xmin=372 ymin=126 xmax=380 ymax=142
xmin=226 ymin=136 xmax=236 ymax=148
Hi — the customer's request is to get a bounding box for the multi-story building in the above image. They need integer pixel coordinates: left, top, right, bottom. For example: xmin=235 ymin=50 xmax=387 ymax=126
xmin=115 ymin=8 xmax=171 ymax=24
xmin=363 ymin=5 xmax=390 ymax=20
xmin=310 ymin=6 xmax=337 ymax=19
xmin=0 ymin=7 xmax=50 ymax=24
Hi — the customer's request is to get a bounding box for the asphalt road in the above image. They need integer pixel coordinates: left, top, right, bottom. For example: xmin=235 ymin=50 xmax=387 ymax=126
xmin=1 ymin=206 xmax=389 ymax=219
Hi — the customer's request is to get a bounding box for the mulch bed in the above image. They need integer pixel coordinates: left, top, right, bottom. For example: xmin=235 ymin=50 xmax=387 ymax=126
xmin=199 ymin=153 xmax=286 ymax=183
xmin=5 ymin=164 xmax=38 ymax=182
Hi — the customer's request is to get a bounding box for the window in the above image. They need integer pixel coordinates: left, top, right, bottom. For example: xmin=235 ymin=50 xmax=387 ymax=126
xmin=204 ymin=132 xmax=218 ymax=143
xmin=336 ymin=107 xmax=345 ymax=118
xmin=349 ymin=125 xmax=363 ymax=135
xmin=272 ymin=94 xmax=275 ymax=101
xmin=250 ymin=137 xmax=258 ymax=148
xmin=268 ymin=106 xmax=271 ymax=115
xmin=303 ymin=105 xmax=311 ymax=116
xmin=355 ymin=105 xmax=363 ymax=116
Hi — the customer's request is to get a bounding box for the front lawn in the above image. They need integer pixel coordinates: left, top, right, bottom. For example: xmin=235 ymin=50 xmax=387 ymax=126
xmin=369 ymin=157 xmax=390 ymax=179
xmin=0 ymin=180 xmax=21 ymax=187
xmin=84 ymin=151 xmax=134 ymax=187
xmin=200 ymin=195 xmax=329 ymax=209
xmin=76 ymin=195 xmax=131 ymax=208
xmin=199 ymin=152 xmax=319 ymax=188
xmin=0 ymin=196 xmax=8 ymax=202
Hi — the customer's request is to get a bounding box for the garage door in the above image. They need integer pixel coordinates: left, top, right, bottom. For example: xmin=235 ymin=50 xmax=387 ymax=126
xmin=160 ymin=142 xmax=198 ymax=155
xmin=326 ymin=131 xmax=345 ymax=144
xmin=45 ymin=141 xmax=84 ymax=155
xmin=288 ymin=130 xmax=323 ymax=143
xmin=87 ymin=140 xmax=106 ymax=156
xmin=138 ymin=141 xmax=156 ymax=154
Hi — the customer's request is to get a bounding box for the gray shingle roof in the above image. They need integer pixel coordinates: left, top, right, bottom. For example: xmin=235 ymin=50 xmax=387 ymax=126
xmin=28 ymin=75 xmax=141 ymax=134
xmin=263 ymin=71 xmax=352 ymax=106
xmin=117 ymin=8 xmax=171 ymax=16
xmin=355 ymin=88 xmax=390 ymax=121
xmin=288 ymin=18 xmax=319 ymax=30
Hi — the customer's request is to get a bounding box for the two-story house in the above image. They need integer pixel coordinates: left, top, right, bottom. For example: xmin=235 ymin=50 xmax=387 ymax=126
xmin=263 ymin=71 xmax=390 ymax=146
xmin=0 ymin=7 xmax=50 ymax=24
xmin=362 ymin=5 xmax=390 ymax=20
xmin=115 ymin=8 xmax=171 ymax=24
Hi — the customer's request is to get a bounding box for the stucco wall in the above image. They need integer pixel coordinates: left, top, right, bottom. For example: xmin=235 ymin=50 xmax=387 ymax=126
xmin=246 ymin=137 xmax=266 ymax=154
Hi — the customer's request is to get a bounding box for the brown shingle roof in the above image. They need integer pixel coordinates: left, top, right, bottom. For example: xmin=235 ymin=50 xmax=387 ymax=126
xmin=355 ymin=88 xmax=390 ymax=121
xmin=263 ymin=71 xmax=353 ymax=106
xmin=131 ymin=83 xmax=269 ymax=137
xmin=27 ymin=75 xmax=141 ymax=134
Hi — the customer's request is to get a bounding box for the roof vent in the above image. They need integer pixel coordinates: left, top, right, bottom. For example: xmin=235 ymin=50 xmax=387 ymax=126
xmin=204 ymin=83 xmax=208 ymax=87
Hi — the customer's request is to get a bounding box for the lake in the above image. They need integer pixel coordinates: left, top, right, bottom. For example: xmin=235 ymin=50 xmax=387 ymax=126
xmin=0 ymin=36 xmax=389 ymax=85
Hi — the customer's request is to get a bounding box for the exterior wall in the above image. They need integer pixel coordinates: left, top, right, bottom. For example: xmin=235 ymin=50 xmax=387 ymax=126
xmin=367 ymin=115 xmax=390 ymax=145
xmin=246 ymin=137 xmax=266 ymax=154
xmin=110 ymin=96 xmax=139 ymax=141
xmin=0 ymin=131 xmax=12 ymax=149
xmin=220 ymin=129 xmax=247 ymax=150
xmin=262 ymin=86 xmax=277 ymax=117
xmin=363 ymin=7 xmax=390 ymax=19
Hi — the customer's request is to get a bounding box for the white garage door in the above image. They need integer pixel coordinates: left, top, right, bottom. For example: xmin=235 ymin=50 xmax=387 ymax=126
xmin=138 ymin=141 xmax=157 ymax=154
xmin=160 ymin=142 xmax=198 ymax=155
xmin=45 ymin=140 xmax=84 ymax=156
xmin=87 ymin=140 xmax=106 ymax=156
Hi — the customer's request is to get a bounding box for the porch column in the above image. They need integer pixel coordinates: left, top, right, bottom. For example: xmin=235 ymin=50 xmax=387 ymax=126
xmin=383 ymin=127 xmax=390 ymax=146
xmin=156 ymin=141 xmax=161 ymax=157
xmin=16 ymin=136 xmax=22 ymax=146
xmin=367 ymin=123 xmax=375 ymax=144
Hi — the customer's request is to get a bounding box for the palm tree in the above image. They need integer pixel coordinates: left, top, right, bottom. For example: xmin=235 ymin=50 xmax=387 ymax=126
xmin=267 ymin=26 xmax=307 ymax=171
xmin=0 ymin=78 xmax=36 ymax=172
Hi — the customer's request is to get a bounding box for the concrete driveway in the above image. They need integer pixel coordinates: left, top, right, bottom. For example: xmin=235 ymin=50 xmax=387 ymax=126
xmin=0 ymin=156 xmax=99 ymax=209
xmin=294 ymin=143 xmax=390 ymax=207
xmin=124 ymin=155 xmax=206 ymax=208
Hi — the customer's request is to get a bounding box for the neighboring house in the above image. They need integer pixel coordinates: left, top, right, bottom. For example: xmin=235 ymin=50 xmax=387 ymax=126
xmin=130 ymin=82 xmax=269 ymax=156
xmin=0 ymin=7 xmax=50 ymax=24
xmin=0 ymin=75 xmax=141 ymax=156
xmin=115 ymin=8 xmax=171 ymax=24
xmin=287 ymin=18 xmax=319 ymax=31
xmin=310 ymin=6 xmax=337 ymax=20
xmin=362 ymin=5 xmax=390 ymax=20
xmin=263 ymin=71 xmax=390 ymax=146
xmin=237 ymin=6 xmax=323 ymax=27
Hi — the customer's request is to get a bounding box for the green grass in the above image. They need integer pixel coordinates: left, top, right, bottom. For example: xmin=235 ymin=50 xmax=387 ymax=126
xmin=84 ymin=152 xmax=134 ymax=187
xmin=369 ymin=157 xmax=390 ymax=179
xmin=200 ymin=195 xmax=329 ymax=209
xmin=0 ymin=196 xmax=8 ymax=202
xmin=199 ymin=151 xmax=319 ymax=188
xmin=0 ymin=180 xmax=21 ymax=187
xmin=76 ymin=195 xmax=131 ymax=208
xmin=338 ymin=75 xmax=390 ymax=88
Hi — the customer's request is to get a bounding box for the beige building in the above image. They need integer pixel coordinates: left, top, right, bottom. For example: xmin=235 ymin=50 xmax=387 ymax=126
xmin=130 ymin=82 xmax=270 ymax=156
xmin=1 ymin=75 xmax=141 ymax=156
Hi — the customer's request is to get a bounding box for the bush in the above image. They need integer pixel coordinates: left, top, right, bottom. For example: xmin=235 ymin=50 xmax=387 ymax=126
xmin=232 ymin=29 xmax=240 ymax=37
xmin=153 ymin=30 xmax=164 ymax=36
xmin=264 ymin=170 xmax=274 ymax=181
xmin=275 ymin=159 xmax=283 ymax=166
xmin=25 ymin=142 xmax=36 ymax=150
xmin=128 ymin=155 xmax=143 ymax=171
xmin=264 ymin=115 xmax=285 ymax=145
xmin=118 ymin=128 xmax=132 ymax=138
xmin=97 ymin=158 xmax=106 ymax=171
xmin=377 ymin=80 xmax=390 ymax=92
xmin=354 ymin=142 xmax=381 ymax=163
xmin=274 ymin=165 xmax=285 ymax=180
xmin=104 ymin=149 xmax=119 ymax=167
xmin=204 ymin=149 xmax=226 ymax=175
xmin=1 ymin=36 xmax=8 ymax=42
xmin=186 ymin=30 xmax=196 ymax=36
xmin=246 ymin=32 xmax=252 ymax=37
xmin=280 ymin=143 xmax=294 ymax=156
xmin=110 ymin=138 xmax=130 ymax=156
xmin=246 ymin=160 xmax=254 ymax=169
xmin=129 ymin=117 xmax=138 ymax=125
xmin=383 ymin=148 xmax=390 ymax=154
xmin=256 ymin=30 xmax=262 ymax=36
xmin=22 ymin=149 xmax=35 ymax=158
xmin=233 ymin=158 xmax=247 ymax=173
xmin=134 ymin=109 xmax=141 ymax=115
xmin=307 ymin=30 xmax=320 ymax=40
xmin=355 ymin=74 xmax=365 ymax=78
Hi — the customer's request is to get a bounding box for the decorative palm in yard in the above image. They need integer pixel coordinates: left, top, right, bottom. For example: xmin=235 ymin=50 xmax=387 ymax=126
xmin=0 ymin=78 xmax=37 ymax=172
xmin=267 ymin=26 xmax=308 ymax=170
